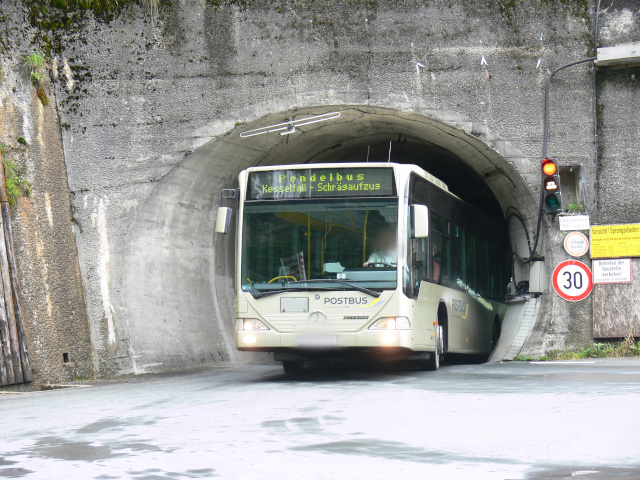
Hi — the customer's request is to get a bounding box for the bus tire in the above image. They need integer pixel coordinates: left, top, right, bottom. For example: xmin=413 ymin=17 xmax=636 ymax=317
xmin=422 ymin=327 xmax=441 ymax=371
xmin=492 ymin=315 xmax=501 ymax=350
xmin=428 ymin=348 xmax=440 ymax=370
xmin=282 ymin=360 xmax=304 ymax=374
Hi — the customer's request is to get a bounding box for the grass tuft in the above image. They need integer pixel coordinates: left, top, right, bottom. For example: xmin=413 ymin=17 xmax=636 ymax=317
xmin=0 ymin=144 xmax=32 ymax=206
xmin=512 ymin=355 xmax=533 ymax=361
xmin=25 ymin=51 xmax=47 ymax=85
xmin=516 ymin=333 xmax=640 ymax=361
xmin=25 ymin=51 xmax=50 ymax=106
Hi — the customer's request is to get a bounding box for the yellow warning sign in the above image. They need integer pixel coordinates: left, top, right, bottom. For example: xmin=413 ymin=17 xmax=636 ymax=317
xmin=590 ymin=223 xmax=640 ymax=258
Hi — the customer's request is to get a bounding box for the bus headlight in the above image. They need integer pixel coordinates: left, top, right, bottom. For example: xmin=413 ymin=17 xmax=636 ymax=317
xmin=236 ymin=318 xmax=270 ymax=331
xmin=368 ymin=317 xmax=410 ymax=330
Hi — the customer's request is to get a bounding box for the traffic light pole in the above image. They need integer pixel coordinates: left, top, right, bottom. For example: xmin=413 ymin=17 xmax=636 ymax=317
xmin=523 ymin=56 xmax=597 ymax=264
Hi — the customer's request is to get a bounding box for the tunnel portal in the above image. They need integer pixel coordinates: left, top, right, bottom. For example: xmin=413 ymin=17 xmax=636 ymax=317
xmin=119 ymin=106 xmax=538 ymax=373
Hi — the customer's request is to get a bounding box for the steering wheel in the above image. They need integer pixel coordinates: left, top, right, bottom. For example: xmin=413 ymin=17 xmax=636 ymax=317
xmin=267 ymin=275 xmax=297 ymax=283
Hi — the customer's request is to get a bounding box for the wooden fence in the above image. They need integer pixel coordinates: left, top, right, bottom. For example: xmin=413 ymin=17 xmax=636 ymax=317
xmin=0 ymin=150 xmax=32 ymax=386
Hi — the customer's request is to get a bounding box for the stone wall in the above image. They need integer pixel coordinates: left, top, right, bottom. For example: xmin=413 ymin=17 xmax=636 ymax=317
xmin=0 ymin=3 xmax=95 ymax=383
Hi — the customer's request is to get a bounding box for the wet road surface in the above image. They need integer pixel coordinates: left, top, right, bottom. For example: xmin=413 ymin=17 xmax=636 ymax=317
xmin=2 ymin=359 xmax=640 ymax=479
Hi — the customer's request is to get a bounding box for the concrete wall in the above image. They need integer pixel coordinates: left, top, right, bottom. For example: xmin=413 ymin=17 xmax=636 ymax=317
xmin=588 ymin=0 xmax=640 ymax=343
xmin=0 ymin=0 xmax=638 ymax=379
xmin=0 ymin=8 xmax=95 ymax=383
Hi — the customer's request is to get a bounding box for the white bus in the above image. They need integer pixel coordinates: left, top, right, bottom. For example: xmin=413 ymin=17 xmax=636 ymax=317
xmin=216 ymin=163 xmax=511 ymax=373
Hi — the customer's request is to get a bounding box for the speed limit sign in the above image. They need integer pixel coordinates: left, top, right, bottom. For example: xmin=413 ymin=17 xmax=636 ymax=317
xmin=552 ymin=260 xmax=593 ymax=301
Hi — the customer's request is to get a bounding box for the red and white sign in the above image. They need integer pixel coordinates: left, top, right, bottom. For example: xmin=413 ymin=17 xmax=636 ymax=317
xmin=552 ymin=260 xmax=593 ymax=301
xmin=563 ymin=231 xmax=589 ymax=257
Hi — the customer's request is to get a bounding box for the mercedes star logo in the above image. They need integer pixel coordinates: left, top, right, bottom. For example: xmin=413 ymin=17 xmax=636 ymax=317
xmin=308 ymin=310 xmax=328 ymax=324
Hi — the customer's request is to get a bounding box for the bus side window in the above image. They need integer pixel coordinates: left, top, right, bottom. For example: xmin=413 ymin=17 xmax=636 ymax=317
xmin=411 ymin=237 xmax=428 ymax=297
xmin=465 ymin=231 xmax=476 ymax=292
xmin=476 ymin=236 xmax=489 ymax=297
xmin=451 ymin=225 xmax=465 ymax=289
xmin=430 ymin=212 xmax=450 ymax=285
xmin=431 ymin=232 xmax=450 ymax=285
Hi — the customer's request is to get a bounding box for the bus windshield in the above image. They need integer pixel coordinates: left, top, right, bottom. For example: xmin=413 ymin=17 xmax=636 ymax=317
xmin=241 ymin=199 xmax=398 ymax=296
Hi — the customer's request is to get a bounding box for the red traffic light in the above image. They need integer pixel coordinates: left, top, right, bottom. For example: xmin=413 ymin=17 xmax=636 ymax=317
xmin=542 ymin=158 xmax=557 ymax=176
xmin=542 ymin=157 xmax=562 ymax=214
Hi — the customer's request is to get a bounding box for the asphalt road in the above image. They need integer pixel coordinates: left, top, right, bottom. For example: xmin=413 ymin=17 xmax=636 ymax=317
xmin=2 ymin=359 xmax=640 ymax=480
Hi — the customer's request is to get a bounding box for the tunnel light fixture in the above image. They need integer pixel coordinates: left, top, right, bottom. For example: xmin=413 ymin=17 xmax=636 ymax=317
xmin=239 ymin=112 xmax=341 ymax=138
xmin=280 ymin=122 xmax=296 ymax=136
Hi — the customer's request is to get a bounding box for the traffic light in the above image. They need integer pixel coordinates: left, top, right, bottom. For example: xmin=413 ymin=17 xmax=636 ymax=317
xmin=542 ymin=158 xmax=562 ymax=214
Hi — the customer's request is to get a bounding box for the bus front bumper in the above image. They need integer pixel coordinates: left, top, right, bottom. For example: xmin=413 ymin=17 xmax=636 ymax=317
xmin=235 ymin=329 xmax=414 ymax=351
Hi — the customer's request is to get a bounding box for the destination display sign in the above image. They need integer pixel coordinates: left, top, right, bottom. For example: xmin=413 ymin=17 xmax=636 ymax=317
xmin=590 ymin=223 xmax=640 ymax=259
xmin=247 ymin=167 xmax=396 ymax=200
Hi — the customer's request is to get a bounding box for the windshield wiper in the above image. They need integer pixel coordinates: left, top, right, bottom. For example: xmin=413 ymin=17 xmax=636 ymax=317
xmin=289 ymin=279 xmax=380 ymax=298
xmin=249 ymin=286 xmax=338 ymax=299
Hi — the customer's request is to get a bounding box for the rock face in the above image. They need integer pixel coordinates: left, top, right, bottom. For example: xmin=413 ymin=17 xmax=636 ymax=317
xmin=0 ymin=2 xmax=96 ymax=384
xmin=0 ymin=0 xmax=638 ymax=380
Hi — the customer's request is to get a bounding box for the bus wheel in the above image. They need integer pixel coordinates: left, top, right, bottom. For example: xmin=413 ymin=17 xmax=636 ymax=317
xmin=282 ymin=360 xmax=304 ymax=374
xmin=492 ymin=316 xmax=501 ymax=349
xmin=425 ymin=349 xmax=439 ymax=371
xmin=421 ymin=326 xmax=441 ymax=371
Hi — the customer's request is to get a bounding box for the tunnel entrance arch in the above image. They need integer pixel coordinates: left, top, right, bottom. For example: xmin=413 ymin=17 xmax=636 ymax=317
xmin=119 ymin=105 xmax=541 ymax=374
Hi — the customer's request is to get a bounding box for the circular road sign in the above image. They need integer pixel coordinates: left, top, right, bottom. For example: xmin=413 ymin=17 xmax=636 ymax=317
xmin=563 ymin=231 xmax=589 ymax=257
xmin=552 ymin=260 xmax=593 ymax=301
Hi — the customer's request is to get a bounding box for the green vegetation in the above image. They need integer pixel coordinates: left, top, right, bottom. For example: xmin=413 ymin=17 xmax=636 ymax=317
xmin=25 ymin=51 xmax=50 ymax=106
xmin=513 ymin=334 xmax=640 ymax=361
xmin=567 ymin=202 xmax=587 ymax=213
xmin=28 ymin=0 xmax=160 ymax=22
xmin=0 ymin=144 xmax=32 ymax=207
xmin=29 ymin=0 xmax=158 ymax=16
xmin=26 ymin=0 xmax=166 ymax=61
xmin=513 ymin=355 xmax=533 ymax=361
xmin=489 ymin=0 xmax=589 ymax=26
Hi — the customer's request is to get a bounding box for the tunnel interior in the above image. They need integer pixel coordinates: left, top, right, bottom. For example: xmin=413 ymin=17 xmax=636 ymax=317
xmin=119 ymin=106 xmax=538 ymax=373
xmin=305 ymin=135 xmax=504 ymax=222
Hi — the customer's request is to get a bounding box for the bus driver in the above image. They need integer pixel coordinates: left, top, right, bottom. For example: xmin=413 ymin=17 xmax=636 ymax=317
xmin=363 ymin=226 xmax=397 ymax=267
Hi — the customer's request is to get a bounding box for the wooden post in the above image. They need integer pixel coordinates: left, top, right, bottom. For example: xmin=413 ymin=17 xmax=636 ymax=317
xmin=0 ymin=266 xmax=15 ymax=385
xmin=0 ymin=150 xmax=21 ymax=384
xmin=0 ymin=149 xmax=31 ymax=382
xmin=0 ymin=191 xmax=14 ymax=385
xmin=0 ymin=329 xmax=7 ymax=385
xmin=1 ymin=200 xmax=32 ymax=381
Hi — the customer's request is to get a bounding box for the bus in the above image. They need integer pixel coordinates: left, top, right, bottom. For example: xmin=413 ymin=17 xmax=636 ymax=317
xmin=216 ymin=163 xmax=511 ymax=373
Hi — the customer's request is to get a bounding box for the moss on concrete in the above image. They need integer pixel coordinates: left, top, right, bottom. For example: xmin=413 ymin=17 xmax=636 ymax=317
xmin=486 ymin=0 xmax=589 ymax=24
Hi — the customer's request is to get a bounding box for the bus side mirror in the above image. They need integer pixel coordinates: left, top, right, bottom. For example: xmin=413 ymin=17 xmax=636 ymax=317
xmin=216 ymin=207 xmax=233 ymax=234
xmin=411 ymin=204 xmax=429 ymax=238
